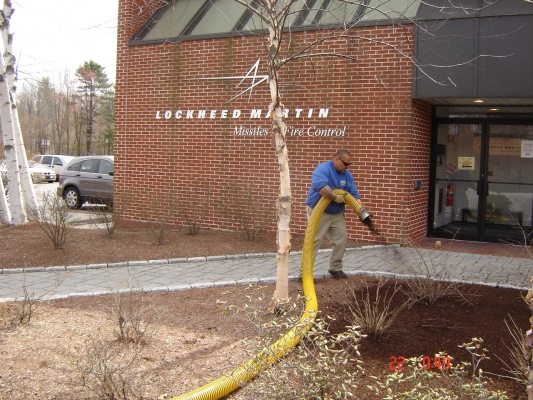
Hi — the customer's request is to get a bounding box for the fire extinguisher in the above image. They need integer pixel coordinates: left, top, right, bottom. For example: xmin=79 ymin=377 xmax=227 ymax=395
xmin=446 ymin=182 xmax=454 ymax=206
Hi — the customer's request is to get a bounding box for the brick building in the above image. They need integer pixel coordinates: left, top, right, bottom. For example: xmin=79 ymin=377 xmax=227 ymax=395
xmin=115 ymin=0 xmax=533 ymax=244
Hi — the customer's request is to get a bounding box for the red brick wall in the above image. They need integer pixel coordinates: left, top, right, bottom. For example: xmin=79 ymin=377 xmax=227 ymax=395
xmin=116 ymin=0 xmax=433 ymax=243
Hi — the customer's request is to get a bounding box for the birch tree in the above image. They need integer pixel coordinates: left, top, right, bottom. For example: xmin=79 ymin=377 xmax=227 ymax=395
xmin=1 ymin=1 xmax=38 ymax=218
xmin=226 ymin=0 xmax=366 ymax=303
xmin=0 ymin=166 xmax=9 ymax=223
xmin=0 ymin=16 xmax=25 ymax=224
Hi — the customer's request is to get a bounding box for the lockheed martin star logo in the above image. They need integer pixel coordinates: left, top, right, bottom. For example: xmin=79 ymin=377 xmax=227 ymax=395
xmin=194 ymin=59 xmax=268 ymax=102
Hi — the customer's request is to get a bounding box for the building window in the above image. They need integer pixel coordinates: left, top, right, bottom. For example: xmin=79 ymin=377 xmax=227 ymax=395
xmin=131 ymin=0 xmax=421 ymax=44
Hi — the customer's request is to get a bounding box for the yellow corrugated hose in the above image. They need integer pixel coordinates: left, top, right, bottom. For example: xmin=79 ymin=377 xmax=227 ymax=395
xmin=171 ymin=191 xmax=365 ymax=400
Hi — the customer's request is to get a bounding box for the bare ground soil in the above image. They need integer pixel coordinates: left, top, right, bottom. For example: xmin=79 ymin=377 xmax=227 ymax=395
xmin=0 ymin=223 xmax=530 ymax=399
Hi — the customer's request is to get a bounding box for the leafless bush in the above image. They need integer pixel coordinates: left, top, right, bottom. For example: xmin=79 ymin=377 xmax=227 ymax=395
xmin=501 ymin=225 xmax=533 ymax=392
xmin=90 ymin=192 xmax=130 ymax=238
xmin=14 ymin=281 xmax=39 ymax=325
xmin=219 ymin=180 xmax=275 ymax=240
xmin=395 ymin=209 xmax=475 ymax=306
xmin=0 ymin=285 xmax=40 ymax=329
xmin=491 ymin=316 xmax=529 ymax=387
xmin=346 ymin=279 xmax=408 ymax=338
xmin=147 ymin=191 xmax=178 ymax=245
xmin=106 ymin=284 xmax=159 ymax=345
xmin=4 ymin=273 xmax=65 ymax=328
xmin=26 ymin=191 xmax=73 ymax=249
xmin=177 ymin=179 xmax=212 ymax=235
xmin=499 ymin=224 xmax=533 ymax=259
xmin=404 ymin=240 xmax=477 ymax=306
xmin=368 ymin=338 xmax=507 ymax=399
xmin=222 ymin=293 xmax=364 ymax=399
xmin=74 ymin=340 xmax=144 ymax=400
xmin=247 ymin=319 xmax=364 ymax=399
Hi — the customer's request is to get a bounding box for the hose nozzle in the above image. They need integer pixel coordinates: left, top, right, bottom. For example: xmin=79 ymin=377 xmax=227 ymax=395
xmin=359 ymin=207 xmax=371 ymax=223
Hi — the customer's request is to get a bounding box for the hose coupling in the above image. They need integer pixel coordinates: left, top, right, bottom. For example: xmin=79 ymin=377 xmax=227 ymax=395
xmin=359 ymin=207 xmax=371 ymax=223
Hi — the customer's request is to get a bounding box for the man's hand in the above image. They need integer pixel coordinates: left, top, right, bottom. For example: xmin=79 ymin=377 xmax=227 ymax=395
xmin=333 ymin=194 xmax=345 ymax=204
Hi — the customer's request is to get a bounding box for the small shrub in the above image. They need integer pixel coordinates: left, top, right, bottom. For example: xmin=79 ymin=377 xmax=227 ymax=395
xmin=4 ymin=273 xmax=65 ymax=328
xmin=367 ymin=338 xmax=508 ymax=399
xmin=147 ymin=191 xmax=178 ymax=245
xmin=90 ymin=192 xmax=130 ymax=238
xmin=346 ymin=279 xmax=408 ymax=338
xmin=219 ymin=180 xmax=275 ymax=240
xmin=392 ymin=212 xmax=476 ymax=306
xmin=177 ymin=179 xmax=212 ymax=235
xmin=0 ymin=283 xmax=41 ymax=328
xmin=403 ymin=240 xmax=477 ymax=306
xmin=106 ymin=283 xmax=158 ymax=345
xmin=74 ymin=340 xmax=144 ymax=400
xmin=221 ymin=292 xmax=364 ymax=399
xmin=248 ymin=319 xmax=364 ymax=399
xmin=26 ymin=191 xmax=73 ymax=249
xmin=493 ymin=316 xmax=528 ymax=387
xmin=499 ymin=224 xmax=533 ymax=259
xmin=14 ymin=281 xmax=38 ymax=325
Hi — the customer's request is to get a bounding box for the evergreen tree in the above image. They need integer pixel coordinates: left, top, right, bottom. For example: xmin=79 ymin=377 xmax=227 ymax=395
xmin=75 ymin=60 xmax=112 ymax=155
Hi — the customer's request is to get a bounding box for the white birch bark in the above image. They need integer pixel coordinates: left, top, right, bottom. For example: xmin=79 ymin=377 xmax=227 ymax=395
xmin=267 ymin=2 xmax=291 ymax=302
xmin=2 ymin=3 xmax=38 ymax=217
xmin=0 ymin=24 xmax=25 ymax=224
xmin=0 ymin=168 xmax=10 ymax=223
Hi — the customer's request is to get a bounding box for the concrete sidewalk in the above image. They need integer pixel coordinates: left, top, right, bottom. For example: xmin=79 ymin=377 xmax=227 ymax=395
xmin=1 ymin=244 xmax=532 ymax=302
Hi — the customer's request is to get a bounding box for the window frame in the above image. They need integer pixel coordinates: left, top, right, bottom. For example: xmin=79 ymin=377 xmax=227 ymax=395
xmin=129 ymin=0 xmax=418 ymax=46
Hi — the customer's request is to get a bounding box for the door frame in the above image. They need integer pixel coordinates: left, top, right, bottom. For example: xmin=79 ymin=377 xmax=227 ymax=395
xmin=428 ymin=111 xmax=533 ymax=243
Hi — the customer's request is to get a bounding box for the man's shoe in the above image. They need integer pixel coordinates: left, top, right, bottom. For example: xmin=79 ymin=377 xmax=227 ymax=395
xmin=328 ymin=269 xmax=347 ymax=279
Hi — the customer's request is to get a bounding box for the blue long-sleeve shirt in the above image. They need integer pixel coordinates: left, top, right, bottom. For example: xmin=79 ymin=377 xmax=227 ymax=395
xmin=305 ymin=160 xmax=361 ymax=214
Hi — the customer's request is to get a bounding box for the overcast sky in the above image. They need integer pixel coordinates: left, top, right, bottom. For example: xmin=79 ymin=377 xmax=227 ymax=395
xmin=10 ymin=0 xmax=119 ymax=87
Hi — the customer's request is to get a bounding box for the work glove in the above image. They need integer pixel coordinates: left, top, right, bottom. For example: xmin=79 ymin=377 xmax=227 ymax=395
xmin=333 ymin=194 xmax=345 ymax=204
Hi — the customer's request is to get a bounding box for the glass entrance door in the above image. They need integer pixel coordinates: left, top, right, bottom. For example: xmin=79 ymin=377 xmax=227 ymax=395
xmin=433 ymin=123 xmax=482 ymax=239
xmin=484 ymin=124 xmax=533 ymax=241
xmin=431 ymin=122 xmax=533 ymax=242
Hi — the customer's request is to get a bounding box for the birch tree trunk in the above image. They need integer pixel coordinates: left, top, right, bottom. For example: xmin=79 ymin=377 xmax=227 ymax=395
xmin=267 ymin=2 xmax=291 ymax=303
xmin=2 ymin=2 xmax=38 ymax=217
xmin=0 ymin=18 xmax=24 ymax=224
xmin=0 ymin=172 xmax=10 ymax=223
xmin=0 ymin=82 xmax=25 ymax=224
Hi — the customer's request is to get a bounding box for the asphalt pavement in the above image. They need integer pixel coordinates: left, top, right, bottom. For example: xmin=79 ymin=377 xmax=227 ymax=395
xmin=33 ymin=181 xmax=102 ymax=226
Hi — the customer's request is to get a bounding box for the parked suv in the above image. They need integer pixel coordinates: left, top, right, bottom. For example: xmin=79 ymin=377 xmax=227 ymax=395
xmin=56 ymin=155 xmax=114 ymax=209
xmin=32 ymin=155 xmax=74 ymax=181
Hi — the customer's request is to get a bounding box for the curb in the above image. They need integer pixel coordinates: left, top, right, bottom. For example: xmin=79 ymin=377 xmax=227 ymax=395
xmin=0 ymin=244 xmax=401 ymax=275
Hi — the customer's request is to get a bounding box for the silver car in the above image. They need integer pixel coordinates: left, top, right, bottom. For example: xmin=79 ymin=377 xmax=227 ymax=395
xmin=56 ymin=156 xmax=114 ymax=209
xmin=28 ymin=161 xmax=56 ymax=183
xmin=0 ymin=160 xmax=56 ymax=184
xmin=32 ymin=154 xmax=74 ymax=181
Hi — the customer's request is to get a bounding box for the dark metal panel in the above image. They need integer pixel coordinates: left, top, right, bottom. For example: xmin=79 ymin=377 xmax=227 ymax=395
xmin=477 ymin=15 xmax=533 ymax=98
xmin=413 ymin=14 xmax=533 ymax=103
xmin=416 ymin=0 xmax=483 ymax=19
xmin=413 ymin=18 xmax=478 ymax=98
xmin=416 ymin=0 xmax=533 ymax=19
xmin=479 ymin=0 xmax=533 ymax=16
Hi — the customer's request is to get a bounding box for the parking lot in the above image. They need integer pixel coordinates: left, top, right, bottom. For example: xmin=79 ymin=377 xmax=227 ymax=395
xmin=33 ymin=181 xmax=107 ymax=226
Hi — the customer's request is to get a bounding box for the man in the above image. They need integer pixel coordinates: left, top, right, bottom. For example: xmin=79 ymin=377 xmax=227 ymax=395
xmin=305 ymin=149 xmax=366 ymax=279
